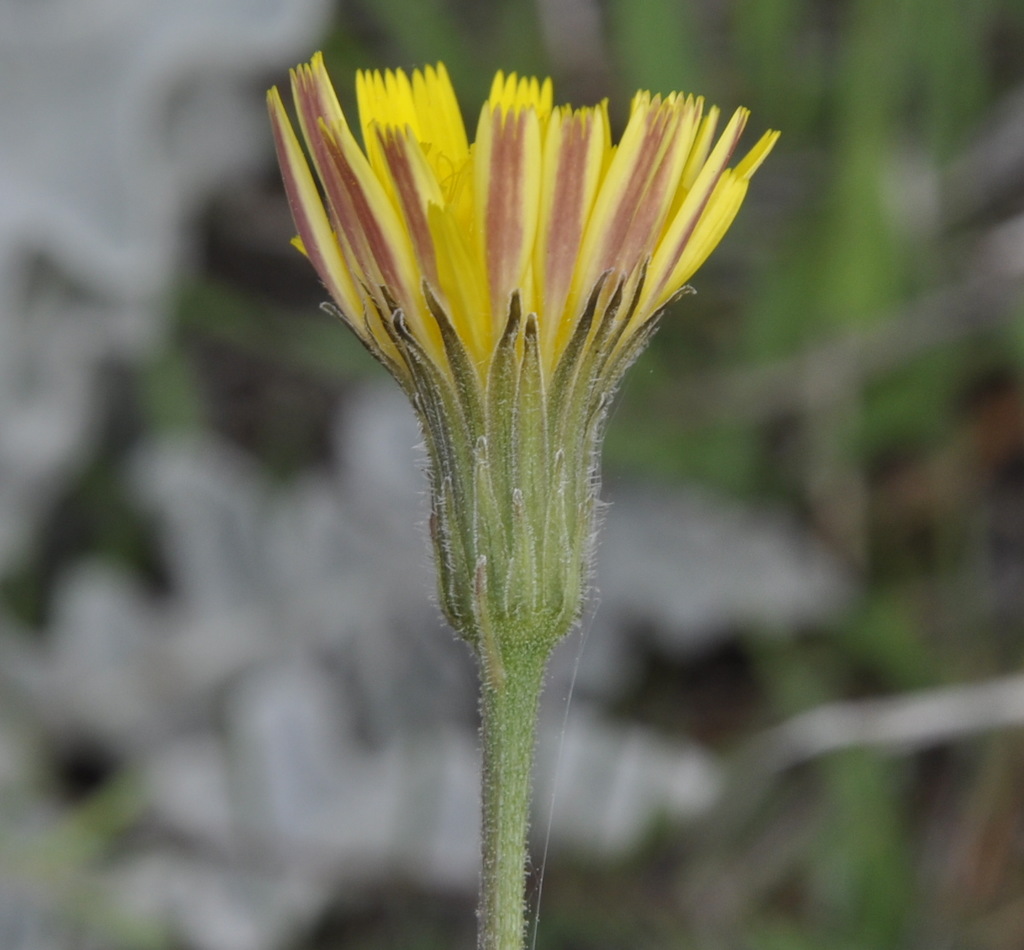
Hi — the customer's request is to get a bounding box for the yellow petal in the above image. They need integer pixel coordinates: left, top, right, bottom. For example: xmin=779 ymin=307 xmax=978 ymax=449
xmin=266 ymin=85 xmax=363 ymax=328
xmin=668 ymin=172 xmax=750 ymax=290
xmin=428 ymin=202 xmax=491 ymax=363
xmin=357 ymin=64 xmax=475 ymax=222
xmin=734 ymin=128 xmax=781 ymax=181
xmin=643 ymin=107 xmax=750 ymax=309
xmin=535 ymin=103 xmax=610 ymax=359
xmin=678 ymin=104 xmax=719 ymax=191
xmin=488 ymin=72 xmax=553 ymax=121
xmin=474 ymin=101 xmax=543 ymax=334
xmin=272 ymin=55 xmax=776 ymax=381
xmin=571 ymin=94 xmax=691 ymax=315
xmin=374 ymin=124 xmax=446 ymax=286
xmin=356 ymin=67 xmax=416 ymax=186
xmin=411 ymin=63 xmax=471 ymax=182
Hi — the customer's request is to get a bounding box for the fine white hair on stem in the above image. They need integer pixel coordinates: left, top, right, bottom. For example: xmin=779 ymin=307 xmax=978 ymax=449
xmin=527 ymin=595 xmax=598 ymax=950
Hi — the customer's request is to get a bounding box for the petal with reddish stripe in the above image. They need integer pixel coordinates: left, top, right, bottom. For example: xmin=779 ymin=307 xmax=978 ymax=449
xmin=643 ymin=107 xmax=750 ymax=308
xmin=668 ymin=172 xmax=750 ymax=290
xmin=572 ymin=95 xmax=681 ymax=302
xmin=267 ymin=86 xmax=362 ymax=327
xmin=356 ymin=68 xmax=416 ymax=186
xmin=375 ymin=125 xmax=445 ymax=286
xmin=610 ymin=98 xmax=697 ymax=279
xmin=318 ymin=116 xmax=418 ymax=295
xmin=474 ymin=103 xmax=542 ymax=331
xmin=535 ymin=104 xmax=609 ymax=354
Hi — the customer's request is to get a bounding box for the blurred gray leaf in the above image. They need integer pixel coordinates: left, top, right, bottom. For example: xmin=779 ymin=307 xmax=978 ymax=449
xmin=0 ymin=0 xmax=331 ymax=572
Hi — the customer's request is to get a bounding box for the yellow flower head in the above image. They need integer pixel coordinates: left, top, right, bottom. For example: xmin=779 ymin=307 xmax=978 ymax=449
xmin=269 ymin=55 xmax=777 ymax=646
xmin=267 ymin=54 xmax=778 ymax=380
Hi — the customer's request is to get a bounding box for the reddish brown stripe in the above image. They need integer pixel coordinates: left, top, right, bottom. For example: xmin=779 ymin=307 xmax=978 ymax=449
xmin=381 ymin=129 xmax=439 ymax=287
xmin=485 ymin=107 xmax=529 ymax=315
xmin=269 ymin=104 xmax=342 ymax=300
xmin=654 ymin=115 xmax=748 ymax=291
xmin=321 ymin=129 xmax=410 ymax=302
xmin=544 ymin=111 xmax=591 ymax=313
xmin=295 ymin=70 xmax=399 ymax=296
xmin=306 ymin=121 xmax=378 ymax=282
xmin=593 ymin=104 xmax=672 ymax=277
xmin=614 ymin=113 xmax=683 ymax=269
xmin=294 ymin=74 xmax=370 ymax=271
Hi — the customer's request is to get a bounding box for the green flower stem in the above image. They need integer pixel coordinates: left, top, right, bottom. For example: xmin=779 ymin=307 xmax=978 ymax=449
xmin=478 ymin=637 xmax=550 ymax=950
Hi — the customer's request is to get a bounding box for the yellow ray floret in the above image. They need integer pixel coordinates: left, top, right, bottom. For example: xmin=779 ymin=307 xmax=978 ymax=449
xmin=488 ymin=71 xmax=553 ymax=120
xmin=268 ymin=55 xmax=778 ymax=377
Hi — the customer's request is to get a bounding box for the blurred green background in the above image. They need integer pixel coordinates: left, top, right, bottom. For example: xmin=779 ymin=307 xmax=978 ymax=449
xmin=7 ymin=0 xmax=1024 ymax=947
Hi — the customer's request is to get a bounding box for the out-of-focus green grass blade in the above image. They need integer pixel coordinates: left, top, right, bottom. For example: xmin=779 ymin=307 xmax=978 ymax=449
xmin=606 ymin=0 xmax=705 ymax=99
xmin=817 ymin=750 xmax=915 ymax=948
xmin=732 ymin=0 xmax=821 ymax=135
xmin=350 ymin=0 xmax=476 ymax=92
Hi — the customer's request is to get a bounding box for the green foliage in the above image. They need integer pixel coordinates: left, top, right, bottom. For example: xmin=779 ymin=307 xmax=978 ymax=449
xmin=814 ymin=750 xmax=915 ymax=947
xmin=731 ymin=0 xmax=822 ymax=134
xmin=173 ymin=278 xmax=380 ymax=381
xmin=606 ymin=0 xmax=706 ymax=98
xmin=839 ymin=588 xmax=938 ymax=691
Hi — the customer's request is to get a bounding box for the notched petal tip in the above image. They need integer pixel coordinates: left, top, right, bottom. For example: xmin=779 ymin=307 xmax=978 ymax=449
xmin=734 ymin=128 xmax=781 ymax=180
xmin=487 ymin=70 xmax=554 ymax=120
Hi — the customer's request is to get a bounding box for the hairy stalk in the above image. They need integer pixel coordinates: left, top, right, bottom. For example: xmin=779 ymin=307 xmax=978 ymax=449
xmin=478 ymin=641 xmax=549 ymax=950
